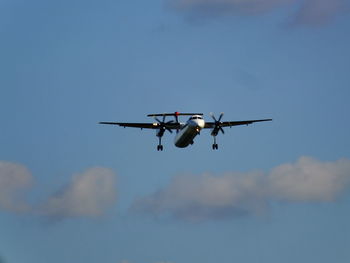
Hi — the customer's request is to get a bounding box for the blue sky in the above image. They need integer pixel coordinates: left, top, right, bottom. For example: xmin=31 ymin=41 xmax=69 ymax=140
xmin=1 ymin=0 xmax=350 ymax=262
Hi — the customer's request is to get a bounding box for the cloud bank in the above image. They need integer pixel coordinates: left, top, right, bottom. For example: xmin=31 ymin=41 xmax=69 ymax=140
xmin=168 ymin=0 xmax=349 ymax=25
xmin=0 ymin=161 xmax=117 ymax=219
xmin=0 ymin=161 xmax=33 ymax=213
xmin=132 ymin=157 xmax=350 ymax=221
xmin=39 ymin=167 xmax=117 ymax=219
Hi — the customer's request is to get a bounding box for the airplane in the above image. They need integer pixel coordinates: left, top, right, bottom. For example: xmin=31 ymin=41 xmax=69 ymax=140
xmin=99 ymin=112 xmax=272 ymax=151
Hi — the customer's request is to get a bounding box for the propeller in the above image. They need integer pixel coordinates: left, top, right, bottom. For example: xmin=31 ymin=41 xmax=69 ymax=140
xmin=155 ymin=115 xmax=174 ymax=136
xmin=210 ymin=112 xmax=225 ymax=136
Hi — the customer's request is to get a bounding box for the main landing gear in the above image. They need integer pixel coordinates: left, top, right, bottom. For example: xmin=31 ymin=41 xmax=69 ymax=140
xmin=210 ymin=112 xmax=225 ymax=150
xmin=154 ymin=115 xmax=174 ymax=151
xmin=157 ymin=145 xmax=163 ymax=151
xmin=212 ymin=136 xmax=219 ymax=150
xmin=157 ymin=136 xmax=164 ymax=151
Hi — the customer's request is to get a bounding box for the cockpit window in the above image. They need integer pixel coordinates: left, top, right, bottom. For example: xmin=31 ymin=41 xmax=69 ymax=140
xmin=190 ymin=116 xmax=203 ymax=120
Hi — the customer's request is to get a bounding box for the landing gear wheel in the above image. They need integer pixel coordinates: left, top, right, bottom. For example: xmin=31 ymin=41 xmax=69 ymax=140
xmin=157 ymin=145 xmax=163 ymax=151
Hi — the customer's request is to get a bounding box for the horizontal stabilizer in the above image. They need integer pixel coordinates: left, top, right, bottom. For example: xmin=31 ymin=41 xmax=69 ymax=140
xmin=147 ymin=112 xmax=203 ymax=117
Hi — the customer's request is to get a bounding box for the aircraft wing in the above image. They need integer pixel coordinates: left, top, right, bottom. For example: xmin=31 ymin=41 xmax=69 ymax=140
xmin=99 ymin=122 xmax=181 ymax=130
xmin=204 ymin=119 xmax=272 ymax=128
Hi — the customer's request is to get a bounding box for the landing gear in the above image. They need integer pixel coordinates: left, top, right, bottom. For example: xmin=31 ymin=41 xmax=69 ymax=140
xmin=157 ymin=136 xmax=164 ymax=151
xmin=212 ymin=136 xmax=219 ymax=150
xmin=154 ymin=115 xmax=174 ymax=152
xmin=210 ymin=112 xmax=225 ymax=150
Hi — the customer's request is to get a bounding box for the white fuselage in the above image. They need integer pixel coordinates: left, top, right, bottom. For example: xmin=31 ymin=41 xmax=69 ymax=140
xmin=174 ymin=115 xmax=205 ymax=148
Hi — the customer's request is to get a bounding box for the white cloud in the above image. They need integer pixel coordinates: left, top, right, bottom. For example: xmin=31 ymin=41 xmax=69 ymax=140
xmin=167 ymin=0 xmax=349 ymax=25
xmin=0 ymin=161 xmax=118 ymax=220
xmin=39 ymin=167 xmax=117 ymax=219
xmin=133 ymin=171 xmax=267 ymax=221
xmin=268 ymin=157 xmax=350 ymax=202
xmin=0 ymin=161 xmax=33 ymax=212
xmin=132 ymin=157 xmax=350 ymax=221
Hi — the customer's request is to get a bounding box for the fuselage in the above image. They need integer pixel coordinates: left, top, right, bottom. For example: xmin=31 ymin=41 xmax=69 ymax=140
xmin=174 ymin=115 xmax=205 ymax=148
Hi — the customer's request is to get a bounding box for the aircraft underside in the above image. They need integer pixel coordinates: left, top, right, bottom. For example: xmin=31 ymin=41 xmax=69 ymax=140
xmin=99 ymin=111 xmax=272 ymax=151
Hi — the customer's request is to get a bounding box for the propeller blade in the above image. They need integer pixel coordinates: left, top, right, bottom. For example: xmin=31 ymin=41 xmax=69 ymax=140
xmin=210 ymin=112 xmax=225 ymax=135
xmin=154 ymin=117 xmax=174 ymax=134
xmin=210 ymin=112 xmax=217 ymax=122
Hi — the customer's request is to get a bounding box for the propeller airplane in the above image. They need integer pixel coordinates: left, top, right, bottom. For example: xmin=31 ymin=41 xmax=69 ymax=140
xmin=99 ymin=112 xmax=272 ymax=151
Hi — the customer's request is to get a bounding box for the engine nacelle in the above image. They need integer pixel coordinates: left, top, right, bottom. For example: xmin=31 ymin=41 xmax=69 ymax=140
xmin=157 ymin=128 xmax=165 ymax=138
